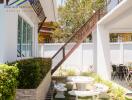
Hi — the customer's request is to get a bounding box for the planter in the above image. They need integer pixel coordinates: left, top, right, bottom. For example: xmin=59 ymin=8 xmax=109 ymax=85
xmin=16 ymin=70 xmax=51 ymax=100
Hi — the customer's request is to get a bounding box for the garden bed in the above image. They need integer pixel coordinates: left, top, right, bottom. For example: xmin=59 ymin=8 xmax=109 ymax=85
xmin=8 ymin=58 xmax=52 ymax=100
xmin=16 ymin=70 xmax=51 ymax=100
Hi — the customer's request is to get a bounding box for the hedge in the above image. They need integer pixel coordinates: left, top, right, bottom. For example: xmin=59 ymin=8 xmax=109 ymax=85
xmin=9 ymin=58 xmax=52 ymax=89
xmin=0 ymin=64 xmax=19 ymax=100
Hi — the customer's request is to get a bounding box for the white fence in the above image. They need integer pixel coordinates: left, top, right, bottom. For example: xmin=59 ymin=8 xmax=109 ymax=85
xmin=38 ymin=43 xmax=132 ymax=71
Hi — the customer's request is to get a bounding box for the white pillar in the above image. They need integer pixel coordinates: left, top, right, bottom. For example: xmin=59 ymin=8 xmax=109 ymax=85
xmin=120 ymin=42 xmax=124 ymax=64
xmin=92 ymin=29 xmax=97 ymax=72
xmin=33 ymin=23 xmax=38 ymax=57
xmin=96 ymin=25 xmax=111 ymax=80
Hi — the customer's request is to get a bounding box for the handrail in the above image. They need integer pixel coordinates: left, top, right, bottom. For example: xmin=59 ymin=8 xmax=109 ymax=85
xmin=29 ymin=0 xmax=46 ymax=22
xmin=38 ymin=17 xmax=47 ymax=32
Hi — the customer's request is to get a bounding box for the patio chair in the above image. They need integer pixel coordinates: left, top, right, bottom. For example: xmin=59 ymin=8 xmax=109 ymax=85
xmin=111 ymin=65 xmax=118 ymax=80
xmin=123 ymin=66 xmax=129 ymax=77
xmin=118 ymin=64 xmax=125 ymax=80
xmin=125 ymin=67 xmax=132 ymax=86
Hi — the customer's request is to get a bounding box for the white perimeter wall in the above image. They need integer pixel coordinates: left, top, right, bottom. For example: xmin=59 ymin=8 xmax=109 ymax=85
xmin=38 ymin=43 xmax=132 ymax=71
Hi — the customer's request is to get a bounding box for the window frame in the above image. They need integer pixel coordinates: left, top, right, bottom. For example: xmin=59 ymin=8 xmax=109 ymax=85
xmin=17 ymin=15 xmax=33 ymax=58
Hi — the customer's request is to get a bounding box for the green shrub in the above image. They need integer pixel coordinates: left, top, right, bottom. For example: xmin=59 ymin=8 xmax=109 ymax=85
xmin=80 ymin=71 xmax=92 ymax=76
xmin=111 ymin=87 xmax=125 ymax=100
xmin=9 ymin=58 xmax=51 ymax=89
xmin=0 ymin=64 xmax=19 ymax=100
xmin=80 ymin=71 xmax=103 ymax=82
xmin=65 ymin=69 xmax=76 ymax=76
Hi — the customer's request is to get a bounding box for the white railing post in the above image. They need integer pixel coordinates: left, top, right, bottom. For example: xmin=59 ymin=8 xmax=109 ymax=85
xmin=120 ymin=42 xmax=124 ymax=64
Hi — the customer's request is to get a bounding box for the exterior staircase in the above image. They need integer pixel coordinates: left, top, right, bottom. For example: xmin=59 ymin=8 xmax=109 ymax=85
xmin=51 ymin=7 xmax=106 ymax=75
xmin=51 ymin=0 xmax=123 ymax=75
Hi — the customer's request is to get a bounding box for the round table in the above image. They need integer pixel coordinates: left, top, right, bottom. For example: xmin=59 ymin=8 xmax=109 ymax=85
xmin=67 ymin=76 xmax=94 ymax=90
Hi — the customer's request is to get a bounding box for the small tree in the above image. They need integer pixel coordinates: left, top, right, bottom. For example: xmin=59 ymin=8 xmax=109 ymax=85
xmin=51 ymin=0 xmax=105 ymax=43
xmin=56 ymin=0 xmax=105 ymax=42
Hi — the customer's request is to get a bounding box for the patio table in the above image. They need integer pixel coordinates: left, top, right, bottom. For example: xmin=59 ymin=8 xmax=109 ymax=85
xmin=67 ymin=76 xmax=94 ymax=90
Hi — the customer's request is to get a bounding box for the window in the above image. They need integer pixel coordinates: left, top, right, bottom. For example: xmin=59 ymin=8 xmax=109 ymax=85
xmin=17 ymin=16 xmax=33 ymax=57
xmin=110 ymin=33 xmax=118 ymax=42
xmin=110 ymin=33 xmax=132 ymax=42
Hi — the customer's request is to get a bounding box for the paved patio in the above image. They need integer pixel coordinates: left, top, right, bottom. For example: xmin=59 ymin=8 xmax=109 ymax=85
xmin=45 ymin=76 xmax=131 ymax=100
xmin=112 ymin=79 xmax=132 ymax=92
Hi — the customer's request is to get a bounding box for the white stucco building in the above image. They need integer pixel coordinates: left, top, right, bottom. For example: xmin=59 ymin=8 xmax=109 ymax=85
xmin=0 ymin=0 xmax=132 ymax=81
xmin=0 ymin=0 xmax=57 ymax=63
xmin=40 ymin=0 xmax=132 ymax=81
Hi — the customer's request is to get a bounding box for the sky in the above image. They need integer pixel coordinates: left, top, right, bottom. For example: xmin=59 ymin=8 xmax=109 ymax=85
xmin=57 ymin=0 xmax=66 ymax=6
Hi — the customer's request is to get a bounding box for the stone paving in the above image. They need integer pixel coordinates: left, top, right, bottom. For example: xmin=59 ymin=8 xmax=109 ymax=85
xmin=112 ymin=79 xmax=132 ymax=92
xmin=45 ymin=77 xmax=132 ymax=100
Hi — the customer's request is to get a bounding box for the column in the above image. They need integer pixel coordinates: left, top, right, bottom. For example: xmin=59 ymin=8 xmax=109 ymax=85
xmin=96 ymin=25 xmax=111 ymax=80
xmin=93 ymin=29 xmax=97 ymax=72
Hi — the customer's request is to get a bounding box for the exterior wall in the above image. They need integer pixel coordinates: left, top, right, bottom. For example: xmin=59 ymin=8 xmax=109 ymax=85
xmin=16 ymin=71 xmax=51 ymax=100
xmin=40 ymin=0 xmax=58 ymax=21
xmin=38 ymin=43 xmax=93 ymax=72
xmin=38 ymin=43 xmax=132 ymax=72
xmin=0 ymin=4 xmax=5 ymax=63
xmin=0 ymin=2 xmax=39 ymax=63
xmin=37 ymin=70 xmax=51 ymax=100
